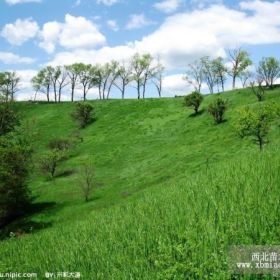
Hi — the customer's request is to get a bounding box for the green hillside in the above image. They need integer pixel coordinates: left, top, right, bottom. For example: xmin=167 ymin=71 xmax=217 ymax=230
xmin=1 ymin=88 xmax=280 ymax=279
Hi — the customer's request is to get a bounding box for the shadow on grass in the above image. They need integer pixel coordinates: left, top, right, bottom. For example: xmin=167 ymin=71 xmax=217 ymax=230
xmin=0 ymin=201 xmax=56 ymax=240
xmin=189 ymin=109 xmax=205 ymax=117
xmin=56 ymin=169 xmax=76 ymax=178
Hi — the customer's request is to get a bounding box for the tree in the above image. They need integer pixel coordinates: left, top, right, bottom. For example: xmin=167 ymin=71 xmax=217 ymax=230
xmin=31 ymin=68 xmax=52 ymax=102
xmin=228 ymin=48 xmax=252 ymax=89
xmin=66 ymin=64 xmax=82 ymax=102
xmin=257 ymin=57 xmax=280 ymax=88
xmin=0 ymin=103 xmax=18 ymax=136
xmin=113 ymin=62 xmax=132 ymax=99
xmin=78 ymin=64 xmax=98 ymax=101
xmin=55 ymin=66 xmax=69 ymax=102
xmin=0 ymin=72 xmax=20 ymax=102
xmin=184 ymin=91 xmax=204 ymax=115
xmin=212 ymin=57 xmax=227 ymax=92
xmin=0 ymin=128 xmax=32 ymax=227
xmin=79 ymin=162 xmax=95 ymax=202
xmin=208 ymin=98 xmax=228 ymax=124
xmin=236 ymin=105 xmax=273 ymax=151
xmin=71 ymin=103 xmax=94 ymax=128
xmin=152 ymin=57 xmax=165 ymax=98
xmin=239 ymin=70 xmax=253 ymax=88
xmin=249 ymin=81 xmax=265 ymax=102
xmin=184 ymin=59 xmax=204 ymax=93
xmin=201 ymin=56 xmax=218 ymax=94
xmin=40 ymin=149 xmax=64 ymax=178
xmin=131 ymin=53 xmax=154 ymax=99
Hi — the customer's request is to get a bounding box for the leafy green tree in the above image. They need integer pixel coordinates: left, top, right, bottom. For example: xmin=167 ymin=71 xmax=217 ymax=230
xmin=201 ymin=56 xmax=218 ymax=94
xmin=40 ymin=149 xmax=64 ymax=178
xmin=236 ymin=105 xmax=273 ymax=151
xmin=0 ymin=133 xmax=31 ymax=227
xmin=0 ymin=72 xmax=20 ymax=102
xmin=131 ymin=53 xmax=154 ymax=99
xmin=228 ymin=48 xmax=252 ymax=89
xmin=184 ymin=91 xmax=204 ymax=115
xmin=66 ymin=64 xmax=82 ymax=102
xmin=208 ymin=98 xmax=228 ymax=124
xmin=71 ymin=103 xmax=94 ymax=128
xmin=113 ymin=62 xmax=132 ymax=99
xmin=212 ymin=57 xmax=227 ymax=92
xmin=31 ymin=68 xmax=52 ymax=102
xmin=0 ymin=103 xmax=18 ymax=136
xmin=257 ymin=57 xmax=280 ymax=88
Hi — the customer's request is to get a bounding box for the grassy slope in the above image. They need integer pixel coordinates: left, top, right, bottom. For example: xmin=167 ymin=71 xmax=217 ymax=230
xmin=1 ymin=88 xmax=280 ymax=279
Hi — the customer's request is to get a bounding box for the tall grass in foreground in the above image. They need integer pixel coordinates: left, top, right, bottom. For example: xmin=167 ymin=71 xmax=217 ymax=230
xmin=1 ymin=148 xmax=280 ymax=279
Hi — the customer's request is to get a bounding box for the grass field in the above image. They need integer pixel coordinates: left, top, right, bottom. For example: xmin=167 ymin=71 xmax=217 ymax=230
xmin=1 ymin=87 xmax=280 ymax=279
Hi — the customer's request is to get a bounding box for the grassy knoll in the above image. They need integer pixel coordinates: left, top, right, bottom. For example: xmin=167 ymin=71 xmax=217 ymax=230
xmin=0 ymin=87 xmax=280 ymax=279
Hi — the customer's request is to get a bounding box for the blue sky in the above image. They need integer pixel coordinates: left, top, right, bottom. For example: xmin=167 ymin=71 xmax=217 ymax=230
xmin=0 ymin=0 xmax=280 ymax=99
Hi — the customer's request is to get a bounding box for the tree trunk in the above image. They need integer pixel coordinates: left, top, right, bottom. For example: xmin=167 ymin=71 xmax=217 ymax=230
xmin=232 ymin=75 xmax=236 ymax=89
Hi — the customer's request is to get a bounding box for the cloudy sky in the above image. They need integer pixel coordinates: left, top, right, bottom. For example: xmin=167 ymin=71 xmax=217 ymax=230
xmin=1 ymin=0 xmax=280 ymax=99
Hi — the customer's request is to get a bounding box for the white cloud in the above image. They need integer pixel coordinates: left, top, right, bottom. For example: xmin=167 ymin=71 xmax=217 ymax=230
xmin=107 ymin=20 xmax=119 ymax=31
xmin=96 ymin=0 xmax=118 ymax=6
xmin=162 ymin=74 xmax=189 ymax=95
xmin=0 ymin=52 xmax=35 ymax=64
xmin=1 ymin=18 xmax=39 ymax=46
xmin=47 ymin=1 xmax=280 ymax=70
xmin=126 ymin=14 xmax=155 ymax=30
xmin=191 ymin=0 xmax=223 ymax=9
xmin=154 ymin=0 xmax=181 ymax=13
xmin=5 ymin=0 xmax=41 ymax=5
xmin=39 ymin=14 xmax=106 ymax=53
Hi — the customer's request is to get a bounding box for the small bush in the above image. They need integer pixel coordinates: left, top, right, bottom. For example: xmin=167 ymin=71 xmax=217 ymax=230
xmin=207 ymin=98 xmax=228 ymax=124
xmin=235 ymin=104 xmax=273 ymax=151
xmin=71 ymin=103 xmax=94 ymax=129
xmin=48 ymin=138 xmax=71 ymax=151
xmin=40 ymin=150 xmax=65 ymax=178
xmin=249 ymin=82 xmax=265 ymax=102
xmin=184 ymin=91 xmax=204 ymax=115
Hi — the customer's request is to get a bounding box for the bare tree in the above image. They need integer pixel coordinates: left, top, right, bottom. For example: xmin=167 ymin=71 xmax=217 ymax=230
xmin=152 ymin=56 xmax=165 ymax=98
xmin=212 ymin=57 xmax=227 ymax=92
xmin=184 ymin=59 xmax=204 ymax=93
xmin=79 ymin=162 xmax=95 ymax=202
xmin=57 ymin=66 xmax=69 ymax=102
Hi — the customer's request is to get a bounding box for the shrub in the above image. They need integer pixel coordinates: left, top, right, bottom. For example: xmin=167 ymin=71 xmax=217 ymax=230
xmin=249 ymin=82 xmax=265 ymax=102
xmin=48 ymin=138 xmax=71 ymax=151
xmin=184 ymin=91 xmax=204 ymax=115
xmin=40 ymin=150 xmax=64 ymax=178
xmin=207 ymin=98 xmax=228 ymax=124
xmin=0 ymin=136 xmax=31 ymax=227
xmin=71 ymin=103 xmax=94 ymax=129
xmin=0 ymin=103 xmax=18 ymax=136
xmin=235 ymin=104 xmax=273 ymax=151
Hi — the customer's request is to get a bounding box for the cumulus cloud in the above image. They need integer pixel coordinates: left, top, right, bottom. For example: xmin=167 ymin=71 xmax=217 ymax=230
xmin=1 ymin=18 xmax=39 ymax=46
xmin=107 ymin=20 xmax=119 ymax=31
xmin=0 ymin=52 xmax=35 ymax=64
xmin=5 ymin=0 xmax=41 ymax=5
xmin=154 ymin=0 xmax=181 ymax=13
xmin=126 ymin=14 xmax=155 ymax=30
xmin=39 ymin=14 xmax=106 ymax=53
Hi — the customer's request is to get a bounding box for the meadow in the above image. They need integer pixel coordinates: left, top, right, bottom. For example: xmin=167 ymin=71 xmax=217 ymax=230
xmin=0 ymin=87 xmax=280 ymax=279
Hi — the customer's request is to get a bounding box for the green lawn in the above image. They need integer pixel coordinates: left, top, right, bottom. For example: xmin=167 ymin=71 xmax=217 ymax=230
xmin=1 ymin=87 xmax=280 ymax=279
